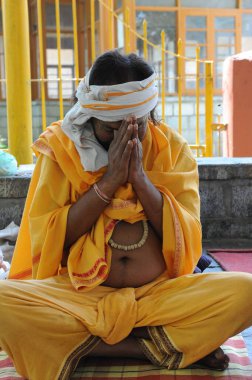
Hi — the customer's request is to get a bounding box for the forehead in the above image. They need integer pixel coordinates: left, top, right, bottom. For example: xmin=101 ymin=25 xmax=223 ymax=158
xmin=95 ymin=115 xmax=148 ymax=130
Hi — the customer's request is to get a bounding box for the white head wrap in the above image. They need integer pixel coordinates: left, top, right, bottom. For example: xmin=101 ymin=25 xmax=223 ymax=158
xmin=61 ymin=68 xmax=158 ymax=171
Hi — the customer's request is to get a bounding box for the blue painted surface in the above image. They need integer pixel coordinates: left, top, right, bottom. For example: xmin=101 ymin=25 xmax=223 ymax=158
xmin=205 ymin=255 xmax=252 ymax=362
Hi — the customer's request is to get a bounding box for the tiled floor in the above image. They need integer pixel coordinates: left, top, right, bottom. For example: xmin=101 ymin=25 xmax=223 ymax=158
xmin=204 ymin=254 xmax=252 ymax=362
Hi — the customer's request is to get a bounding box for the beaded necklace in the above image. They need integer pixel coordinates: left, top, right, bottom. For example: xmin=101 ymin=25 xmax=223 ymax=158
xmin=108 ymin=220 xmax=148 ymax=251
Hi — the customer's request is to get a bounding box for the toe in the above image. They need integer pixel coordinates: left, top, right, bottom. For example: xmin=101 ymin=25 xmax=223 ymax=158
xmin=196 ymin=348 xmax=230 ymax=371
xmin=210 ymin=349 xmax=229 ymax=370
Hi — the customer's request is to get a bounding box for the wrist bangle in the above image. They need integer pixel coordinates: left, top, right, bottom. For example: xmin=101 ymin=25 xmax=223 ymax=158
xmin=93 ymin=183 xmax=112 ymax=204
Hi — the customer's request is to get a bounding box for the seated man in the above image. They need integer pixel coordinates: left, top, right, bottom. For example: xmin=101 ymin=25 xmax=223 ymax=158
xmin=0 ymin=50 xmax=252 ymax=380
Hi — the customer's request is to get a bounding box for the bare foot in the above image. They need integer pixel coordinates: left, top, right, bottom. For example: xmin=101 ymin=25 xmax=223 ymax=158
xmin=195 ymin=347 xmax=230 ymax=371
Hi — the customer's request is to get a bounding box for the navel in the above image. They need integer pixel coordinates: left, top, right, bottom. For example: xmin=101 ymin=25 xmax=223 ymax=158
xmin=119 ymin=256 xmax=130 ymax=264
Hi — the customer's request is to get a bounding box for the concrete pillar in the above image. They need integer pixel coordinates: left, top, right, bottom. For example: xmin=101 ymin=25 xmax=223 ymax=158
xmin=223 ymin=51 xmax=252 ymax=157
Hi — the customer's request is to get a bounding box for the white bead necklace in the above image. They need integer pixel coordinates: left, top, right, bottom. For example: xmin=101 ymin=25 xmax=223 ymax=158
xmin=108 ymin=220 xmax=148 ymax=251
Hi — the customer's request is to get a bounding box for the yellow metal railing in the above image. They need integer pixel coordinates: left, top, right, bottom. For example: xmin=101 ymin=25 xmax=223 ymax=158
xmin=96 ymin=0 xmax=221 ymax=158
xmin=124 ymin=7 xmax=130 ymax=54
xmin=1 ymin=0 xmax=225 ymax=163
xmin=177 ymin=39 xmax=182 ymax=135
xmin=161 ymin=30 xmax=165 ymax=123
xmin=143 ymin=19 xmax=147 ymax=61
xmin=37 ymin=0 xmax=46 ymax=132
xmin=205 ymin=62 xmax=214 ymax=157
xmin=72 ymin=0 xmax=80 ymax=87
xmin=55 ymin=0 xmax=64 ymax=120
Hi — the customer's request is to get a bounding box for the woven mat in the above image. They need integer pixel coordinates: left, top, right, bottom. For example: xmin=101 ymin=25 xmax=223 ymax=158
xmin=1 ymin=335 xmax=251 ymax=379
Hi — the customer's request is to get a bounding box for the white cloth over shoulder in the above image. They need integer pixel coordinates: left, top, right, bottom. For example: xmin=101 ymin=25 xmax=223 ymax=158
xmin=61 ymin=69 xmax=158 ymax=171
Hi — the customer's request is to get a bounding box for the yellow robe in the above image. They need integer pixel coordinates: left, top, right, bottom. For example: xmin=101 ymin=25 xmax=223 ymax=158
xmin=9 ymin=120 xmax=202 ymax=287
xmin=1 ymin=121 xmax=252 ymax=380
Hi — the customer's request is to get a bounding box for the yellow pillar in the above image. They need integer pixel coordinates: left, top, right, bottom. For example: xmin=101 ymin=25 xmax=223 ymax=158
xmin=99 ymin=0 xmax=115 ymax=52
xmin=2 ymin=0 xmax=33 ymax=164
xmin=90 ymin=0 xmax=96 ymax=62
xmin=123 ymin=0 xmax=136 ymax=52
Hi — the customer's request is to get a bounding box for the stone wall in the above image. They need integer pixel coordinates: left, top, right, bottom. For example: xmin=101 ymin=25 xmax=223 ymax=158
xmin=0 ymin=158 xmax=251 ymax=247
xmin=198 ymin=158 xmax=252 ymax=247
xmin=0 ymin=174 xmax=29 ymax=230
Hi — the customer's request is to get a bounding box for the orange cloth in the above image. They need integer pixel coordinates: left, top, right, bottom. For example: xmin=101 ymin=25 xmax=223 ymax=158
xmin=9 ymin=120 xmax=202 ymax=290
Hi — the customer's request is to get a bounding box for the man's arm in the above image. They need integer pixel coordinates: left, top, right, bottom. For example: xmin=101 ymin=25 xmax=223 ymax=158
xmin=128 ymin=124 xmax=163 ymax=239
xmin=132 ymin=171 xmax=163 ymax=239
xmin=63 ymin=121 xmax=134 ymax=253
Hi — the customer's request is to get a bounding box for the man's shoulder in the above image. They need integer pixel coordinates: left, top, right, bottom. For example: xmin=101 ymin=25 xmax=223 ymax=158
xmin=153 ymin=121 xmax=188 ymax=147
xmin=151 ymin=121 xmax=196 ymax=163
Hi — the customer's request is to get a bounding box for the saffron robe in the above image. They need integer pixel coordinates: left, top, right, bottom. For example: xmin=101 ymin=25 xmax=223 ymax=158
xmin=9 ymin=120 xmax=202 ymax=287
xmin=1 ymin=121 xmax=252 ymax=380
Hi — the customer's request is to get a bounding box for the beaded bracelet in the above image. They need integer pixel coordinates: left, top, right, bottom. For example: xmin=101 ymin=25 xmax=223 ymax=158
xmin=93 ymin=182 xmax=112 ymax=204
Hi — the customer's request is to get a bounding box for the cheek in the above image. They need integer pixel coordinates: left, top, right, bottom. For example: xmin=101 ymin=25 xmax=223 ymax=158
xmin=100 ymin=132 xmax=114 ymax=142
xmin=94 ymin=128 xmax=114 ymax=143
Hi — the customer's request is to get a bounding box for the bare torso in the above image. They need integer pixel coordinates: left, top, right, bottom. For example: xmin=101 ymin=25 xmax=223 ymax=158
xmin=103 ymin=221 xmax=166 ymax=288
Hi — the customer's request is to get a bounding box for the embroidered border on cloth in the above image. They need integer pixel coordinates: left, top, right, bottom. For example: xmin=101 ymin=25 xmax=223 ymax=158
xmin=8 ymin=254 xmax=41 ymax=280
xmin=58 ymin=335 xmax=100 ymax=380
xmin=108 ymin=200 xmax=137 ymax=210
xmin=71 ymin=219 xmax=116 ymax=286
xmin=148 ymin=326 xmax=183 ymax=369
xmin=72 ymin=258 xmax=107 ymax=278
xmin=164 ymin=195 xmax=183 ymax=278
xmin=1 ymin=334 xmax=251 ymax=379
